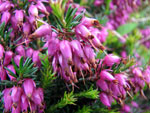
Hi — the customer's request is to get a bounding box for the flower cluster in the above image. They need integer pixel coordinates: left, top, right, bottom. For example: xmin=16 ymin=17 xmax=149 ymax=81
xmin=3 ymin=79 xmax=44 ymax=113
xmin=106 ymin=0 xmax=141 ymax=30
xmin=47 ymin=17 xmax=108 ymax=87
xmin=0 ymin=44 xmax=41 ymax=81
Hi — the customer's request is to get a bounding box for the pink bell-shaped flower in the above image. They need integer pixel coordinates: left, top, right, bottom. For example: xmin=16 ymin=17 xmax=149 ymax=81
xmin=103 ymin=54 xmax=120 ymax=67
xmin=15 ymin=45 xmax=26 ymax=57
xmin=3 ymin=88 xmax=12 ymax=112
xmin=60 ymin=40 xmax=73 ymax=65
xmin=100 ymin=70 xmax=115 ymax=81
xmin=3 ymin=51 xmax=13 ymax=66
xmin=23 ymin=79 xmax=36 ymax=98
xmin=26 ymin=48 xmax=34 ymax=58
xmin=28 ymin=4 xmax=38 ymax=17
xmin=99 ymin=92 xmax=111 ymax=107
xmin=21 ymin=94 xmax=29 ymax=112
xmin=0 ymin=66 xmax=6 ymax=80
xmin=0 ymin=44 xmax=4 ymax=59
xmin=31 ymin=24 xmax=51 ymax=38
xmin=6 ymin=65 xmax=16 ymax=80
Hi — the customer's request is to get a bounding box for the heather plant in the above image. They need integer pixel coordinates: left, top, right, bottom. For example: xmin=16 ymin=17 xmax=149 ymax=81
xmin=0 ymin=0 xmax=150 ymax=113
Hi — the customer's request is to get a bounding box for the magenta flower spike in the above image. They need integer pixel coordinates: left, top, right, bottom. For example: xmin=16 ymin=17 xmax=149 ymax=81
xmin=60 ymin=40 xmax=73 ymax=64
xmin=3 ymin=51 xmax=13 ymax=66
xmin=15 ymin=10 xmax=24 ymax=25
xmin=99 ymin=92 xmax=111 ymax=107
xmin=96 ymin=79 xmax=109 ymax=91
xmin=3 ymin=88 xmax=12 ymax=112
xmin=31 ymin=24 xmax=51 ymax=38
xmin=26 ymin=48 xmax=34 ymax=58
xmin=32 ymin=50 xmax=41 ymax=67
xmin=14 ymin=55 xmax=21 ymax=67
xmin=0 ymin=44 xmax=4 ymax=60
xmin=1 ymin=11 xmax=11 ymax=25
xmin=103 ymin=54 xmax=120 ymax=66
xmin=6 ymin=65 xmax=16 ymax=80
xmin=36 ymin=1 xmax=49 ymax=15
xmin=0 ymin=66 xmax=6 ymax=80
xmin=28 ymin=4 xmax=38 ymax=17
xmin=100 ymin=70 xmax=115 ymax=81
xmin=15 ymin=45 xmax=26 ymax=57
xmin=21 ymin=94 xmax=29 ymax=112
xmin=23 ymin=79 xmax=36 ymax=98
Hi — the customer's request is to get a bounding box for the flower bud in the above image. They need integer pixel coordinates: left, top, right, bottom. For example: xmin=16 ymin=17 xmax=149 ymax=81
xmin=32 ymin=50 xmax=41 ymax=67
xmin=115 ymin=73 xmax=127 ymax=86
xmin=3 ymin=88 xmax=12 ymax=112
xmin=23 ymin=22 xmax=31 ymax=36
xmin=70 ymin=40 xmax=85 ymax=60
xmin=83 ymin=45 xmax=96 ymax=65
xmin=0 ymin=44 xmax=4 ymax=59
xmin=3 ymin=51 xmax=13 ymax=66
xmin=11 ymin=16 xmax=18 ymax=31
xmin=103 ymin=54 xmax=120 ymax=66
xmin=21 ymin=94 xmax=28 ymax=112
xmin=121 ymin=104 xmax=131 ymax=113
xmin=31 ymin=24 xmax=51 ymax=38
xmin=0 ymin=1 xmax=13 ymax=13
xmin=99 ymin=92 xmax=111 ymax=107
xmin=15 ymin=10 xmax=24 ymax=25
xmin=60 ymin=40 xmax=72 ymax=65
xmin=82 ymin=17 xmax=100 ymax=27
xmin=100 ymin=70 xmax=115 ymax=81
xmin=132 ymin=67 xmax=142 ymax=78
xmin=0 ymin=66 xmax=6 ymax=80
xmin=36 ymin=1 xmax=49 ymax=15
xmin=6 ymin=65 xmax=16 ymax=80
xmin=94 ymin=0 xmax=104 ymax=6
xmin=23 ymin=79 xmax=36 ymax=98
xmin=14 ymin=55 xmax=21 ymax=66
xmin=12 ymin=104 xmax=21 ymax=113
xmin=96 ymin=79 xmax=108 ymax=91
xmin=11 ymin=87 xmax=22 ymax=103
xmin=15 ymin=45 xmax=25 ymax=57
xmin=32 ymin=88 xmax=44 ymax=106
xmin=76 ymin=24 xmax=93 ymax=39
xmin=28 ymin=4 xmax=38 ymax=17
xmin=1 ymin=11 xmax=11 ymax=25
xmin=48 ymin=38 xmax=60 ymax=56
xmin=26 ymin=48 xmax=34 ymax=58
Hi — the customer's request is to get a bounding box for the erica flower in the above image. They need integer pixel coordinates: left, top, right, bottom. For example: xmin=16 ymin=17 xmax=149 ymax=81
xmin=103 ymin=54 xmax=120 ymax=66
xmin=100 ymin=70 xmax=115 ymax=81
xmin=23 ymin=79 xmax=36 ymax=98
